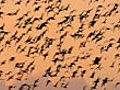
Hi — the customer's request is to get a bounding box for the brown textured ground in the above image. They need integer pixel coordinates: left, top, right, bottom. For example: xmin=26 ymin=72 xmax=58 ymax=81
xmin=0 ymin=0 xmax=120 ymax=90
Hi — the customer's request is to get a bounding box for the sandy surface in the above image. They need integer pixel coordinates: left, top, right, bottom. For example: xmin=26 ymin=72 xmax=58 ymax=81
xmin=0 ymin=0 xmax=120 ymax=90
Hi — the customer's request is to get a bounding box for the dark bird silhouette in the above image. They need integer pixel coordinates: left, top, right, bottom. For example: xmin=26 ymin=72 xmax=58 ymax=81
xmin=90 ymin=71 xmax=95 ymax=78
xmin=26 ymin=26 xmax=32 ymax=33
xmin=25 ymin=36 xmax=32 ymax=44
xmin=79 ymin=41 xmax=86 ymax=47
xmin=91 ymin=78 xmax=99 ymax=89
xmin=43 ymin=67 xmax=51 ymax=77
xmin=9 ymin=57 xmax=15 ymax=61
xmin=34 ymin=6 xmax=41 ymax=11
xmin=19 ymin=83 xmax=31 ymax=90
xmin=68 ymin=62 xmax=75 ymax=68
xmin=81 ymin=70 xmax=86 ymax=77
xmin=74 ymin=56 xmax=80 ymax=62
xmin=15 ymin=0 xmax=22 ymax=5
xmin=93 ymin=57 xmax=101 ymax=65
xmin=8 ymin=85 xmax=16 ymax=90
xmin=63 ymin=4 xmax=70 ymax=11
xmin=27 ymin=61 xmax=34 ymax=69
xmin=101 ymin=77 xmax=108 ymax=87
xmin=1 ymin=60 xmax=6 ymax=65
xmin=61 ymin=82 xmax=69 ymax=88
xmin=36 ymin=21 xmax=49 ymax=30
xmin=16 ymin=33 xmax=26 ymax=44
xmin=87 ymin=31 xmax=95 ymax=39
xmin=52 ymin=56 xmax=58 ymax=62
xmin=60 ymin=31 xmax=68 ymax=40
xmin=79 ymin=11 xmax=86 ymax=21
xmin=32 ymin=79 xmax=39 ymax=89
xmin=7 ymin=75 xmax=14 ymax=81
xmin=5 ymin=71 xmax=12 ymax=75
xmin=11 ymin=31 xmax=18 ymax=40
xmin=24 ymin=11 xmax=30 ymax=16
xmin=89 ymin=20 xmax=96 ymax=27
xmin=106 ymin=43 xmax=113 ymax=51
xmin=108 ymin=3 xmax=119 ymax=16
xmin=58 ymin=16 xmax=70 ymax=26
xmin=0 ymin=31 xmax=9 ymax=34
xmin=43 ymin=51 xmax=49 ymax=60
xmin=7 ymin=9 xmax=20 ymax=16
xmin=17 ymin=16 xmax=24 ymax=21
xmin=25 ymin=0 xmax=30 ymax=5
xmin=67 ymin=46 xmax=73 ymax=54
xmin=30 ymin=66 xmax=35 ymax=73
xmin=53 ymin=81 xmax=59 ymax=87
xmin=46 ymin=15 xmax=55 ymax=22
xmin=19 ymin=46 xmax=26 ymax=53
xmin=72 ymin=69 xmax=78 ymax=78
xmin=31 ymin=17 xmax=40 ymax=23
xmin=15 ymin=62 xmax=25 ymax=68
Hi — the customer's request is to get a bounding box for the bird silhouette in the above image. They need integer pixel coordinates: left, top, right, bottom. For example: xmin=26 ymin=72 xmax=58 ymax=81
xmin=19 ymin=83 xmax=31 ymax=90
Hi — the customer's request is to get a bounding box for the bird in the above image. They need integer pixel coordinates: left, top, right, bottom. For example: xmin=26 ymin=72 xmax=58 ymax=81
xmin=0 ymin=60 xmax=6 ymax=66
xmin=25 ymin=0 xmax=30 ymax=6
xmin=53 ymin=81 xmax=59 ymax=87
xmin=89 ymin=20 xmax=96 ymax=27
xmin=58 ymin=16 xmax=70 ymax=26
xmin=36 ymin=21 xmax=49 ymax=30
xmin=15 ymin=62 xmax=25 ymax=68
xmin=61 ymin=82 xmax=69 ymax=88
xmin=34 ymin=6 xmax=41 ymax=12
xmin=15 ymin=0 xmax=22 ymax=5
xmin=8 ymin=85 xmax=16 ymax=90
xmin=19 ymin=83 xmax=31 ymax=90
xmin=19 ymin=46 xmax=27 ymax=53
xmin=42 ymin=51 xmax=49 ymax=60
xmin=68 ymin=62 xmax=75 ymax=68
xmin=0 ymin=31 xmax=9 ymax=34
xmin=62 ymin=4 xmax=70 ymax=11
xmin=67 ymin=46 xmax=73 ymax=54
xmin=91 ymin=78 xmax=100 ymax=89
xmin=90 ymin=71 xmax=95 ymax=78
xmin=27 ymin=61 xmax=35 ymax=69
xmin=7 ymin=9 xmax=20 ymax=16
xmin=7 ymin=75 xmax=14 ymax=81
xmin=93 ymin=57 xmax=101 ymax=65
xmin=9 ymin=57 xmax=15 ymax=61
xmin=80 ymin=70 xmax=86 ymax=77
xmin=46 ymin=15 xmax=55 ymax=22
xmin=32 ymin=79 xmax=39 ymax=89
xmin=101 ymin=77 xmax=108 ymax=87
xmin=72 ymin=69 xmax=78 ymax=78
xmin=11 ymin=31 xmax=18 ymax=40
xmin=60 ymin=31 xmax=68 ymax=40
